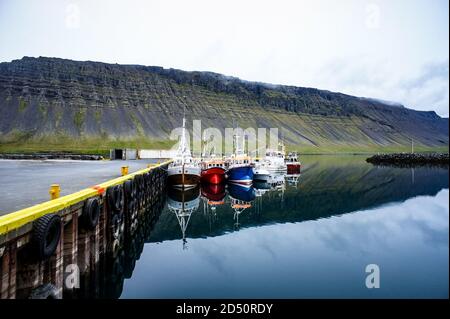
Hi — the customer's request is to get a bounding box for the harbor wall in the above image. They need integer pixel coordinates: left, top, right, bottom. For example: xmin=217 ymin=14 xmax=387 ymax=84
xmin=0 ymin=160 xmax=170 ymax=299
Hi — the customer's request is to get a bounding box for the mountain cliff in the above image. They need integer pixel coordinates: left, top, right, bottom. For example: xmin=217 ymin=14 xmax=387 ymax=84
xmin=0 ymin=56 xmax=448 ymax=153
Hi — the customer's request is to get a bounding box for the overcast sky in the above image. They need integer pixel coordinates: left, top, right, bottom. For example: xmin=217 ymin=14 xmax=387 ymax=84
xmin=0 ymin=0 xmax=448 ymax=116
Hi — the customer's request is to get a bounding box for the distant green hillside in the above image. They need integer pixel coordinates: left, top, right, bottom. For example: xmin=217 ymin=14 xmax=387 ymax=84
xmin=0 ymin=57 xmax=448 ymax=154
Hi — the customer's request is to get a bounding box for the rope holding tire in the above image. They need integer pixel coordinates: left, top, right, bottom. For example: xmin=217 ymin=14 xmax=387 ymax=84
xmin=31 ymin=214 xmax=62 ymax=260
xmin=81 ymin=197 xmax=101 ymax=230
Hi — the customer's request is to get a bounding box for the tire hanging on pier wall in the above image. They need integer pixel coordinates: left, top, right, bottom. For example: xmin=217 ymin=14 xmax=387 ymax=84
xmin=107 ymin=184 xmax=125 ymax=256
xmin=144 ymin=172 xmax=152 ymax=205
xmin=81 ymin=197 xmax=101 ymax=230
xmin=134 ymin=175 xmax=145 ymax=208
xmin=28 ymin=283 xmax=59 ymax=299
xmin=106 ymin=185 xmax=124 ymax=214
xmin=123 ymin=179 xmax=138 ymax=235
xmin=31 ymin=214 xmax=62 ymax=260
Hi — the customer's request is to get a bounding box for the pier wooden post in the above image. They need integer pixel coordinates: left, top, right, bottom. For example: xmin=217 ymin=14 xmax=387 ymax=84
xmin=89 ymin=223 xmax=101 ymax=298
xmin=16 ymin=250 xmax=44 ymax=298
xmin=48 ymin=223 xmax=64 ymax=299
xmin=99 ymin=201 xmax=107 ymax=255
xmin=1 ymin=243 xmax=17 ymax=299
xmin=63 ymin=213 xmax=78 ymax=267
xmin=78 ymin=229 xmax=90 ymax=274
xmin=63 ymin=212 xmax=78 ymax=297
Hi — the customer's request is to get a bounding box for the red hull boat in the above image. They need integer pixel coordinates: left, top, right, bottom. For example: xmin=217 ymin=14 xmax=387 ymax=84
xmin=287 ymin=163 xmax=301 ymax=174
xmin=201 ymin=158 xmax=226 ymax=184
xmin=201 ymin=167 xmax=226 ymax=184
xmin=286 ymin=152 xmax=301 ymax=174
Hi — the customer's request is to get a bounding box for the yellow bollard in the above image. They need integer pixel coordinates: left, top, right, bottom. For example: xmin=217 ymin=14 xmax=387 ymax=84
xmin=121 ymin=166 xmax=129 ymax=176
xmin=49 ymin=184 xmax=60 ymax=200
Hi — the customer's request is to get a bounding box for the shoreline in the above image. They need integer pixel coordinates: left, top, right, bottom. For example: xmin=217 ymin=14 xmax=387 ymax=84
xmin=0 ymin=153 xmax=104 ymax=161
xmin=366 ymin=153 xmax=449 ymax=167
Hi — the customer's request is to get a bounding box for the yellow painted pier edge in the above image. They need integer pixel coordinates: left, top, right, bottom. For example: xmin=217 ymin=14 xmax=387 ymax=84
xmin=0 ymin=160 xmax=172 ymax=236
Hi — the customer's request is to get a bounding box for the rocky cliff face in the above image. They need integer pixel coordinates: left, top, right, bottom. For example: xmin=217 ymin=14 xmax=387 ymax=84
xmin=0 ymin=56 xmax=448 ymax=150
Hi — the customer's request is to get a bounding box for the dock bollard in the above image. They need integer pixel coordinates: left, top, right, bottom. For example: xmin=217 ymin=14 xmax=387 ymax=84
xmin=49 ymin=184 xmax=60 ymax=200
xmin=121 ymin=166 xmax=129 ymax=176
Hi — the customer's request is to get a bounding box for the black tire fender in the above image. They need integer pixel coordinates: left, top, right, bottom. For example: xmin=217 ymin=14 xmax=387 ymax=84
xmin=31 ymin=214 xmax=62 ymax=260
xmin=107 ymin=185 xmax=124 ymax=213
xmin=124 ymin=180 xmax=135 ymax=201
xmin=28 ymin=283 xmax=59 ymax=299
xmin=110 ymin=213 xmax=123 ymax=239
xmin=111 ymin=238 xmax=121 ymax=259
xmin=81 ymin=197 xmax=101 ymax=230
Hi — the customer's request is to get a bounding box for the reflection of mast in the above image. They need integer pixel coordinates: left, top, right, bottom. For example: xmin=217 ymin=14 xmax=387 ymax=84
xmin=167 ymin=187 xmax=200 ymax=250
xmin=200 ymin=184 xmax=225 ymax=233
xmin=202 ymin=195 xmax=219 ymax=233
xmin=286 ymin=173 xmax=301 ymax=187
xmin=174 ymin=208 xmax=192 ymax=249
xmin=254 ymin=190 xmax=264 ymax=215
xmin=231 ymin=199 xmax=251 ymax=230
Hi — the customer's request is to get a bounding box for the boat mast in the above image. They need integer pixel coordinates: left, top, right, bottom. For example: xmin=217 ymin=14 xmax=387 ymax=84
xmin=181 ymin=107 xmax=186 ymax=187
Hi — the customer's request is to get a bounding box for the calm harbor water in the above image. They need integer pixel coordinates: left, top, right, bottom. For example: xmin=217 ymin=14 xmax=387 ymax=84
xmin=119 ymin=156 xmax=448 ymax=299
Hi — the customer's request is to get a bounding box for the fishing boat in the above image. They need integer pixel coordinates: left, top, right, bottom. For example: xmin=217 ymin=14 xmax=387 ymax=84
xmin=167 ymin=117 xmax=201 ymax=189
xmin=201 ymin=158 xmax=226 ymax=184
xmin=285 ymin=152 xmax=301 ymax=174
xmin=226 ymin=132 xmax=253 ymax=186
xmin=268 ymin=173 xmax=286 ymax=190
xmin=253 ymin=163 xmax=270 ymax=182
xmin=256 ymin=142 xmax=287 ymax=173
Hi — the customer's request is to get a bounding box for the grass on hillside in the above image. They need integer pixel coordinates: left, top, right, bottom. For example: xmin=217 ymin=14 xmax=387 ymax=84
xmin=0 ymin=135 xmax=447 ymax=157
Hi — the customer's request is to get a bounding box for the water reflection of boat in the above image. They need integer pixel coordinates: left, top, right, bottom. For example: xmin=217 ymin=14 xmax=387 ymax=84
xmin=167 ymin=186 xmax=200 ymax=249
xmin=228 ymin=183 xmax=256 ymax=202
xmin=167 ymin=185 xmax=200 ymax=203
xmin=286 ymin=173 xmax=301 ymax=186
xmin=253 ymin=181 xmax=271 ymax=190
xmin=228 ymin=183 xmax=256 ymax=229
xmin=254 ymin=174 xmax=285 ymax=201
